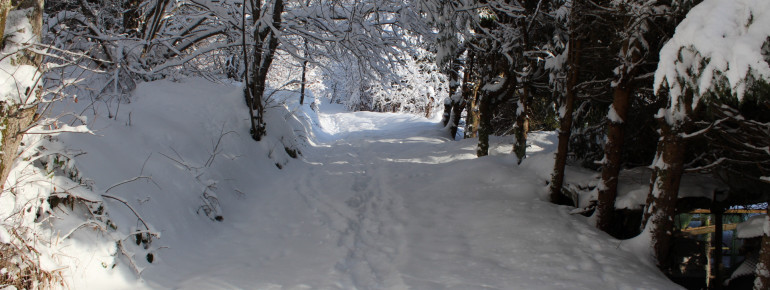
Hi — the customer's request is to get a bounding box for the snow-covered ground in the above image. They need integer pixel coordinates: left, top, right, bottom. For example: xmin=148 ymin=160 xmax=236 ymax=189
xmin=48 ymin=79 xmax=682 ymax=289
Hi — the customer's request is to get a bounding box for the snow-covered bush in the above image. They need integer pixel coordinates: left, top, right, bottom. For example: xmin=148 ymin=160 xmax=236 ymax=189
xmin=319 ymin=47 xmax=446 ymax=116
xmin=0 ymin=120 xmax=161 ymax=288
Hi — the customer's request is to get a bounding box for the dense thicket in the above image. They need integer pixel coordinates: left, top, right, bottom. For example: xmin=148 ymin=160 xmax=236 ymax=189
xmin=418 ymin=1 xmax=770 ymax=288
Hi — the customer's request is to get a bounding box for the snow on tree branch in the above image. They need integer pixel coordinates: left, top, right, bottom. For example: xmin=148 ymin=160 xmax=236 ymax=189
xmin=654 ymin=0 xmax=770 ymax=124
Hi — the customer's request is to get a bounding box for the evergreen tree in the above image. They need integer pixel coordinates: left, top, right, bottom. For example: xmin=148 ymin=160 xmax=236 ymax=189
xmin=596 ymin=0 xmax=671 ymax=235
xmin=646 ymin=0 xmax=770 ymax=279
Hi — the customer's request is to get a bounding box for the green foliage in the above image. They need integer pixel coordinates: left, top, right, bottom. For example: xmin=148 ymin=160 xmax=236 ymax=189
xmin=529 ymin=97 xmax=559 ymax=131
xmin=742 ymin=76 xmax=770 ymax=105
xmin=569 ymin=100 xmax=609 ymax=169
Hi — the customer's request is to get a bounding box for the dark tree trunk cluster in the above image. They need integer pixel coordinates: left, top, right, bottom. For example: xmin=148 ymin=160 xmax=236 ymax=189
xmin=245 ymin=0 xmax=284 ymax=141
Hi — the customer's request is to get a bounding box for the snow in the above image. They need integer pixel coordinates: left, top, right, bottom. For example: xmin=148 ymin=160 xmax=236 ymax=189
xmin=558 ymin=104 xmax=567 ymax=119
xmin=607 ymin=104 xmax=623 ymax=124
xmin=726 ymin=252 xmax=758 ymax=283
xmin=614 ymin=167 xmax=727 ymax=210
xmin=514 ymin=157 xmax=727 ymax=211
xmin=40 ymin=78 xmax=682 ymax=289
xmin=0 ymin=8 xmax=40 ymax=106
xmin=516 ymin=100 xmax=525 ymax=116
xmin=736 ymin=214 xmax=769 ymax=239
xmin=482 ymin=78 xmax=504 ymax=93
xmin=0 ymin=227 xmax=9 ymax=244
xmin=654 ymin=0 xmax=770 ymax=123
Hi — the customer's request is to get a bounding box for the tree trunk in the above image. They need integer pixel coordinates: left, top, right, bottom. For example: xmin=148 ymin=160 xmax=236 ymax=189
xmin=596 ymin=85 xmax=631 ymax=233
xmin=640 ymin=119 xmax=687 ymax=269
xmin=549 ymin=38 xmax=581 ymax=204
xmin=446 ymin=64 xmax=463 ymax=139
xmin=459 ymin=51 xmax=475 ymax=139
xmin=299 ymin=59 xmax=307 ymax=105
xmin=299 ymin=39 xmax=308 ymax=105
xmin=0 ymin=0 xmax=10 ymax=49
xmin=449 ymin=100 xmax=463 ymax=139
xmin=465 ymin=83 xmax=480 ymax=139
xmin=441 ymin=99 xmax=452 ymax=126
xmin=476 ymin=91 xmax=491 ymax=157
xmin=425 ymin=97 xmax=434 ymax=118
xmin=513 ymin=86 xmax=529 ymax=164
xmin=0 ymin=107 xmax=37 ymax=191
xmin=443 ymin=49 xmax=464 ymax=138
xmin=596 ymin=6 xmax=645 ymax=232
xmin=640 ymin=85 xmax=694 ymax=270
xmin=513 ymin=16 xmax=532 ymax=165
xmin=247 ymin=0 xmax=284 ymax=141
xmin=754 ymin=209 xmax=770 ymax=290
xmin=142 ymin=0 xmax=169 ymax=42
xmin=476 ymin=64 xmax=514 ymax=157
xmin=0 ymin=0 xmax=43 ymax=190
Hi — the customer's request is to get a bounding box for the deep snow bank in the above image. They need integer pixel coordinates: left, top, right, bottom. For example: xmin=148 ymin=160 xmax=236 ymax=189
xmin=44 ymin=78 xmax=313 ymax=288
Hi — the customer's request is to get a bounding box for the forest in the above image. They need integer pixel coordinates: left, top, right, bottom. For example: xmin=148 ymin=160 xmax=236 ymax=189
xmin=1 ymin=0 xmax=770 ymax=289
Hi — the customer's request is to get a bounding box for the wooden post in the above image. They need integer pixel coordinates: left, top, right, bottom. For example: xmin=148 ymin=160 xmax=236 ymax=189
xmin=712 ymin=207 xmax=723 ymax=289
xmin=753 ymin=205 xmax=770 ymax=290
xmin=706 ymin=215 xmax=712 ymax=288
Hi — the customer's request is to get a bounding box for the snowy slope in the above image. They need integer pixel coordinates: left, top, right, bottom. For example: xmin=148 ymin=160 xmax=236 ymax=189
xmin=51 ymin=78 xmax=681 ymax=289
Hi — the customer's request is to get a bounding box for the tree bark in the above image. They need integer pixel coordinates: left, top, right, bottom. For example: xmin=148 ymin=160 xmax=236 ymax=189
xmin=513 ymin=17 xmax=532 ymax=165
xmin=549 ymin=38 xmax=581 ymax=204
xmin=596 ymin=85 xmax=631 ymax=233
xmin=640 ymin=86 xmax=694 ymax=270
xmin=0 ymin=0 xmax=43 ymax=190
xmin=442 ymin=49 xmax=464 ymax=139
xmin=142 ymin=0 xmax=169 ymax=42
xmin=247 ymin=0 xmax=284 ymax=141
xmin=465 ymin=83 xmax=480 ymax=139
xmin=299 ymin=39 xmax=308 ymax=105
xmin=463 ymin=52 xmax=479 ymax=139
xmin=513 ymin=85 xmax=529 ymax=164
xmin=476 ymin=90 xmax=491 ymax=157
xmin=449 ymin=99 xmax=463 ymax=139
xmin=441 ymin=100 xmax=452 ymax=126
xmin=755 ymin=209 xmax=770 ymax=290
xmin=640 ymin=117 xmax=687 ymax=269
xmin=595 ymin=3 xmax=645 ymax=233
xmin=0 ymin=0 xmax=10 ymax=50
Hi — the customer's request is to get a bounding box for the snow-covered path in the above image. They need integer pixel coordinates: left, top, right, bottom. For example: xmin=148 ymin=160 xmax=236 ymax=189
xmin=132 ymin=103 xmax=680 ymax=289
xmin=58 ymin=80 xmax=680 ymax=289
